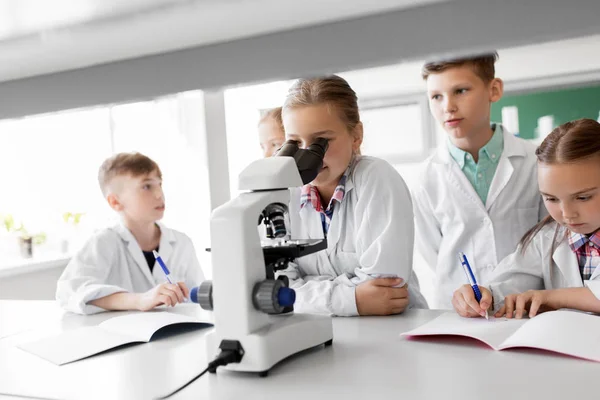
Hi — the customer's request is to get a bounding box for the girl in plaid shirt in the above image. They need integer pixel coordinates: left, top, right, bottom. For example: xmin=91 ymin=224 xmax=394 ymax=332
xmin=277 ymin=75 xmax=427 ymax=316
xmin=453 ymin=118 xmax=600 ymax=319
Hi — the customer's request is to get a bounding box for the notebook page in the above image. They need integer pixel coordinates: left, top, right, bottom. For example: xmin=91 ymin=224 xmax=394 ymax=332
xmin=17 ymin=326 xmax=137 ymax=365
xmin=400 ymin=312 xmax=527 ymax=350
xmin=498 ymin=310 xmax=600 ymax=361
xmin=99 ymin=311 xmax=210 ymax=342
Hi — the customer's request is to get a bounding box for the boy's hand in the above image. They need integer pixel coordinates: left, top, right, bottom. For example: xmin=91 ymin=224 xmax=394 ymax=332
xmin=137 ymin=282 xmax=190 ymax=311
xmin=497 ymin=290 xmax=557 ymax=319
xmin=452 ymin=284 xmax=492 ymax=318
xmin=356 ymin=278 xmax=409 ymax=315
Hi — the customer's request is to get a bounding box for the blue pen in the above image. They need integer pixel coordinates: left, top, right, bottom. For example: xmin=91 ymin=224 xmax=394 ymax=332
xmin=153 ymin=250 xmax=172 ymax=284
xmin=153 ymin=250 xmax=190 ymax=303
xmin=458 ymin=252 xmax=489 ymax=319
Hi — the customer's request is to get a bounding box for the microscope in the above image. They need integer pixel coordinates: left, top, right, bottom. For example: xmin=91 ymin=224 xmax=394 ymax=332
xmin=192 ymin=138 xmax=334 ymax=376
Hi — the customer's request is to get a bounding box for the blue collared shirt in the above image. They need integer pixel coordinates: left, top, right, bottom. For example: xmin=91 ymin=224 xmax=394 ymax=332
xmin=447 ymin=123 xmax=504 ymax=204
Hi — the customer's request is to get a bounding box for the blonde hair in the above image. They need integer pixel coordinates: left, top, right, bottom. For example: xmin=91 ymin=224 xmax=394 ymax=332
xmin=283 ymin=75 xmax=361 ymax=154
xmin=258 ymin=107 xmax=284 ymax=132
xmin=98 ymin=152 xmax=161 ymax=197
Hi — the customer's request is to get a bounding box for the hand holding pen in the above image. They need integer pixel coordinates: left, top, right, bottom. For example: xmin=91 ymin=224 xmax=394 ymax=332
xmin=452 ymin=252 xmax=492 ymax=319
xmin=132 ymin=250 xmax=189 ymax=309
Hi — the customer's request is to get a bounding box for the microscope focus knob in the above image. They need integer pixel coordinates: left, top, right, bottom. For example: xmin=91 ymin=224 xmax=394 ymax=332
xmin=253 ymin=280 xmax=296 ymax=314
xmin=191 ymin=281 xmax=214 ymax=311
xmin=277 ymin=287 xmax=296 ymax=307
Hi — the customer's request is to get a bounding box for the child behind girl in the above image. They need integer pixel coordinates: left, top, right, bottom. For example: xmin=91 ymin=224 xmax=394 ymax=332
xmin=452 ymin=118 xmax=600 ymax=319
xmin=258 ymin=107 xmax=286 ymax=158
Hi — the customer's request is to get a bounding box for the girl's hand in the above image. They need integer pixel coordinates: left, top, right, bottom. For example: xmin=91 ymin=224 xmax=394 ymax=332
xmin=356 ymin=278 xmax=409 ymax=315
xmin=452 ymin=284 xmax=492 ymax=318
xmin=497 ymin=290 xmax=558 ymax=319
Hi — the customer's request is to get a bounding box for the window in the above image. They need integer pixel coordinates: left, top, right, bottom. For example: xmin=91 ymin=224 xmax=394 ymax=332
xmin=0 ymin=92 xmax=212 ymax=274
xmin=0 ymin=108 xmax=113 ymax=262
xmin=360 ymin=103 xmax=425 ymax=163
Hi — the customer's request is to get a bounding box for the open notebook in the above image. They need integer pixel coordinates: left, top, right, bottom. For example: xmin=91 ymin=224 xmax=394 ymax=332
xmin=401 ymin=310 xmax=600 ymax=362
xmin=18 ymin=311 xmax=213 ymax=365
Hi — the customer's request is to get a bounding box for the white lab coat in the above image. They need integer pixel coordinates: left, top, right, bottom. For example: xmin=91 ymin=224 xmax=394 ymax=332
xmin=56 ymin=222 xmax=204 ymax=315
xmin=413 ymin=125 xmax=545 ymax=309
xmin=488 ymin=222 xmax=600 ymax=310
xmin=279 ymin=156 xmax=428 ymax=316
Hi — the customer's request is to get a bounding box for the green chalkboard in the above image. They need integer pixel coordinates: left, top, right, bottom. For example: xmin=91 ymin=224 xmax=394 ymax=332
xmin=490 ymin=84 xmax=600 ymax=139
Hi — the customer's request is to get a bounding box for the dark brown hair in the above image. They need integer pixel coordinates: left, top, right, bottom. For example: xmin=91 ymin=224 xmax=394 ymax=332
xmin=98 ymin=152 xmax=161 ymax=196
xmin=520 ymin=118 xmax=600 ymax=252
xmin=422 ymin=52 xmax=499 ymax=82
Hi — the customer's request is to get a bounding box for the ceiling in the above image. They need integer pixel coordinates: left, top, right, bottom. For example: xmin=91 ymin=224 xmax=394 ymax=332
xmin=0 ymin=0 xmax=445 ymax=83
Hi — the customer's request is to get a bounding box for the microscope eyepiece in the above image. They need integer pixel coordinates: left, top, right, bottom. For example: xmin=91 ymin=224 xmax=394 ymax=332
xmin=275 ymin=137 xmax=329 ymax=185
xmin=306 ymin=137 xmax=328 ymax=159
xmin=274 ymin=140 xmax=299 ymax=157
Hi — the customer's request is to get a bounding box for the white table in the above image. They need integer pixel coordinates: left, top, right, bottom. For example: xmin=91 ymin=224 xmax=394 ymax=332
xmin=0 ymin=300 xmax=597 ymax=400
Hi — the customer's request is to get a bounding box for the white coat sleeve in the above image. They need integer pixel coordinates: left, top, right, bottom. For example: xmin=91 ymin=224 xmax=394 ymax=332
xmin=351 ymin=162 xmax=415 ymax=284
xmin=412 ymin=183 xmax=442 ymax=273
xmin=280 ymin=262 xmax=358 ymax=316
xmin=55 ymin=233 xmax=128 ymax=315
xmin=487 ymin=237 xmax=545 ymax=312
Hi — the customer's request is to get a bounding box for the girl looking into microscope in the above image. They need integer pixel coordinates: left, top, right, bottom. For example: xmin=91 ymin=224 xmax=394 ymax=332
xmin=278 ymin=75 xmax=427 ymax=316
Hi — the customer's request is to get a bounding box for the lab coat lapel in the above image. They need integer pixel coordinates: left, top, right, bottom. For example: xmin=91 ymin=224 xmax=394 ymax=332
xmin=436 ymin=145 xmax=486 ymax=211
xmin=449 ymin=162 xmax=487 ymax=211
xmin=157 ymin=222 xmax=175 ymax=264
xmin=485 ymin=154 xmax=513 ymax=210
xmin=115 ymin=223 xmax=156 ymax=286
xmin=326 ymin=206 xmax=342 ymax=255
xmin=325 ymin=173 xmax=354 ymax=255
xmin=486 ymin=128 xmax=525 ymax=211
xmin=552 ymin=239 xmax=583 ymax=287
xmin=299 ymin=206 xmax=325 ymax=239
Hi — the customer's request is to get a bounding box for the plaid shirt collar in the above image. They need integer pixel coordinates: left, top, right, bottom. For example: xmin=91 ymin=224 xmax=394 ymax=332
xmin=568 ymin=230 xmax=600 ymax=252
xmin=300 ymin=167 xmax=350 ymax=215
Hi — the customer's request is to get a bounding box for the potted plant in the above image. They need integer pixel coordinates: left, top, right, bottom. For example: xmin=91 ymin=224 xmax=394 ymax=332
xmin=17 ymin=228 xmax=47 ymax=259
xmin=1 ymin=214 xmax=46 ymax=259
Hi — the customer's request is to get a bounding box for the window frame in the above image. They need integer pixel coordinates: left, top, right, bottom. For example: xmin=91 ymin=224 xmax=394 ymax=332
xmin=358 ymin=93 xmax=437 ymax=164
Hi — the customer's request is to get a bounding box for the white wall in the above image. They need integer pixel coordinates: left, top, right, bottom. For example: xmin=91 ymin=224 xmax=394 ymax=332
xmin=0 ymin=264 xmax=66 ymax=300
xmin=3 ymin=0 xmax=600 ymax=120
xmin=342 ymin=34 xmax=600 ymax=99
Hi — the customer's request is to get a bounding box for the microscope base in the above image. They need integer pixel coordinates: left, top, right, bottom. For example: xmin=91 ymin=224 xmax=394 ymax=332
xmin=207 ymin=313 xmax=333 ymax=374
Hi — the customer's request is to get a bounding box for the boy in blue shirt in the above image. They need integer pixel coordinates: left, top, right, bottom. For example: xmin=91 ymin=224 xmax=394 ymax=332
xmin=413 ymin=52 xmax=545 ymax=309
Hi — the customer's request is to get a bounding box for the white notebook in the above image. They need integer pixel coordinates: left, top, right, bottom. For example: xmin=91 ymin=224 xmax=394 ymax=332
xmin=18 ymin=311 xmax=212 ymax=365
xmin=401 ymin=310 xmax=600 ymax=362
